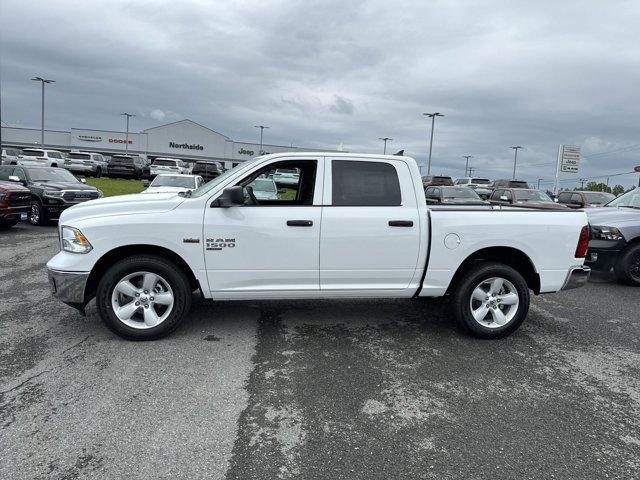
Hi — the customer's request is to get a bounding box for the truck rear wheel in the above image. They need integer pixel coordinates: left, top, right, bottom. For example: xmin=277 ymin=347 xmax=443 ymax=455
xmin=451 ymin=262 xmax=530 ymax=339
xmin=96 ymin=255 xmax=192 ymax=340
xmin=614 ymin=244 xmax=640 ymax=286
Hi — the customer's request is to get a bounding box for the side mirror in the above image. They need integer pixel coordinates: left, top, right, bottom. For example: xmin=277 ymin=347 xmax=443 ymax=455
xmin=212 ymin=186 xmax=245 ymax=208
xmin=8 ymin=175 xmax=20 ymax=182
xmin=142 ymin=180 xmax=150 ymax=187
xmin=500 ymin=195 xmax=508 ymax=202
xmin=80 ymin=178 xmax=87 ymax=184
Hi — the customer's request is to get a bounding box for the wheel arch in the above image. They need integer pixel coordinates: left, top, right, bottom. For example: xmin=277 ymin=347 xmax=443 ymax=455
xmin=446 ymin=246 xmax=541 ymax=295
xmin=84 ymin=244 xmax=200 ymax=304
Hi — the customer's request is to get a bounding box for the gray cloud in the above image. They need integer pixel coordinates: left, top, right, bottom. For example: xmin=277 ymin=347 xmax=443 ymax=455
xmin=1 ymin=0 xmax=640 ymax=188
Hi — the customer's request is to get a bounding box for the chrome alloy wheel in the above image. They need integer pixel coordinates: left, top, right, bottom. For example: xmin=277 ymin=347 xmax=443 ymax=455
xmin=111 ymin=271 xmax=174 ymax=329
xmin=29 ymin=204 xmax=40 ymax=225
xmin=469 ymin=277 xmax=519 ymax=329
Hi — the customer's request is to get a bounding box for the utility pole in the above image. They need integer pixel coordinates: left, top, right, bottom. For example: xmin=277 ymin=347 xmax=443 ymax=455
xmin=463 ymin=155 xmax=472 ymax=176
xmin=580 ymin=178 xmax=586 ymax=189
xmin=31 ymin=77 xmax=55 ymax=147
xmin=468 ymin=167 xmax=475 ymax=177
xmin=510 ymin=146 xmax=523 ymax=180
xmin=423 ymin=112 xmax=444 ymax=175
xmin=254 ymin=125 xmax=270 ymax=155
xmin=537 ymin=178 xmax=543 ymax=189
xmin=120 ymin=113 xmax=135 ymax=153
xmin=378 ymin=137 xmax=392 ymax=154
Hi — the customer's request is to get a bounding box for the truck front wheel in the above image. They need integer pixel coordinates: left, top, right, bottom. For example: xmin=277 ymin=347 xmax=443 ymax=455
xmin=614 ymin=244 xmax=640 ymax=286
xmin=451 ymin=262 xmax=530 ymax=339
xmin=96 ymin=255 xmax=192 ymax=340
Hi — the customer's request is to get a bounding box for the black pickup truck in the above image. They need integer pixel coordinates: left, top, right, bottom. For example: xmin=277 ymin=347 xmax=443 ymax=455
xmin=585 ymin=187 xmax=640 ymax=286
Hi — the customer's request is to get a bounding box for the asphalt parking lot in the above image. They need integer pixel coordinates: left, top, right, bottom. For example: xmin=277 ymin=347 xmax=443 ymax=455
xmin=1 ymin=222 xmax=639 ymax=479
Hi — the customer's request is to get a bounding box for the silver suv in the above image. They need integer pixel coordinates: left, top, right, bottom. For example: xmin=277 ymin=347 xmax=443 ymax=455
xmin=1 ymin=147 xmax=21 ymax=165
xmin=63 ymin=151 xmax=109 ymax=177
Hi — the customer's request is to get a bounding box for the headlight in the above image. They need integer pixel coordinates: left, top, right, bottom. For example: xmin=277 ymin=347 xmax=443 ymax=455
xmin=44 ymin=190 xmax=64 ymax=198
xmin=97 ymin=190 xmax=104 ymax=198
xmin=61 ymin=226 xmax=93 ymax=253
xmin=591 ymin=225 xmax=624 ymax=241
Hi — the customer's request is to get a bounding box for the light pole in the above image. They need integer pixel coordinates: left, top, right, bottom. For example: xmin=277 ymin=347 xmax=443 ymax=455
xmin=120 ymin=113 xmax=135 ymax=153
xmin=463 ymin=155 xmax=472 ymax=176
xmin=423 ymin=112 xmax=444 ymax=175
xmin=254 ymin=125 xmax=270 ymax=155
xmin=537 ymin=178 xmax=544 ymax=189
xmin=31 ymin=77 xmax=55 ymax=147
xmin=379 ymin=137 xmax=392 ymax=154
xmin=510 ymin=146 xmax=523 ymax=179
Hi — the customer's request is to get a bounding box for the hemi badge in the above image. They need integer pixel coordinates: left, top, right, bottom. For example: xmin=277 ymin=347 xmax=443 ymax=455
xmin=183 ymin=238 xmax=200 ymax=244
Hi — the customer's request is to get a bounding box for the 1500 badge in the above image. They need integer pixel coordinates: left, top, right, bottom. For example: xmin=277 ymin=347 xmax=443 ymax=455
xmin=206 ymin=238 xmax=236 ymax=251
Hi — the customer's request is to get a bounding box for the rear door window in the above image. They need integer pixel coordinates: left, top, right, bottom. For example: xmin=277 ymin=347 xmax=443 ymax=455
xmin=331 ymin=160 xmax=401 ymax=206
xmin=557 ymin=192 xmax=572 ymax=203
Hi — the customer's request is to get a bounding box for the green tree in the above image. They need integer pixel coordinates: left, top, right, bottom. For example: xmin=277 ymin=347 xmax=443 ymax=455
xmin=583 ymin=181 xmax=611 ymax=193
xmin=612 ymin=184 xmax=625 ymax=196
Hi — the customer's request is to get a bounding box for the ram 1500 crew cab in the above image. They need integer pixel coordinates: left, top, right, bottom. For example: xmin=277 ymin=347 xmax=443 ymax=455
xmin=46 ymin=153 xmax=590 ymax=340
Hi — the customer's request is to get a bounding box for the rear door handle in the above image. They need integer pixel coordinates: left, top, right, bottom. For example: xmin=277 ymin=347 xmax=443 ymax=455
xmin=388 ymin=220 xmax=414 ymax=227
xmin=287 ymin=220 xmax=313 ymax=227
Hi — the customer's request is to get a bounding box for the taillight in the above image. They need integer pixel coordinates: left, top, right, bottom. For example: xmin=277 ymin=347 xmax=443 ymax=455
xmin=575 ymin=225 xmax=589 ymax=258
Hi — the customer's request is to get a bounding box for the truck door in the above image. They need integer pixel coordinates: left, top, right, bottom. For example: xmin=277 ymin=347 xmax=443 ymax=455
xmin=203 ymin=157 xmax=324 ymax=296
xmin=320 ymin=157 xmax=421 ymax=292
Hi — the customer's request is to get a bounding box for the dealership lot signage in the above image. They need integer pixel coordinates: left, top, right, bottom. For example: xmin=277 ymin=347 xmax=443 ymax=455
xmin=170 ymin=142 xmax=204 ymax=151
xmin=238 ymin=148 xmax=255 ymax=156
xmin=78 ymin=135 xmax=102 ymax=142
xmin=558 ymin=145 xmax=581 ymax=173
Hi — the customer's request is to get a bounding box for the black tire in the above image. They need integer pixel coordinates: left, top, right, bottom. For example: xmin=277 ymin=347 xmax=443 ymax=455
xmin=96 ymin=255 xmax=192 ymax=340
xmin=29 ymin=201 xmax=48 ymax=226
xmin=94 ymin=167 xmax=102 ymax=178
xmin=51 ymin=163 xmax=58 ymax=168
xmin=614 ymin=244 xmax=640 ymax=286
xmin=451 ymin=261 xmax=530 ymax=339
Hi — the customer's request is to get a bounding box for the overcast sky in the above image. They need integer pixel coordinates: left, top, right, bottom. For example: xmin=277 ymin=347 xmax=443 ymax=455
xmin=1 ymin=0 xmax=640 ymax=188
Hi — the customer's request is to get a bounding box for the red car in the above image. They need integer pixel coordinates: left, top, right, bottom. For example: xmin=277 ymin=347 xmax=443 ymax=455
xmin=489 ymin=188 xmax=568 ymax=209
xmin=0 ymin=180 xmax=31 ymax=228
xmin=422 ymin=175 xmax=453 ymax=188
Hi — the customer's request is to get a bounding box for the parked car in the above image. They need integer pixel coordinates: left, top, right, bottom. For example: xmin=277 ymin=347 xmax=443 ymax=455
xmin=489 ymin=188 xmax=567 ymax=209
xmin=46 ymin=152 xmax=589 ymax=341
xmin=422 ymin=175 xmax=454 ymax=187
xmin=584 ymin=187 xmax=640 ymax=286
xmin=0 ymin=180 xmax=31 ymax=227
xmin=149 ymin=158 xmax=190 ymax=177
xmin=18 ymin=148 xmax=66 ymax=167
xmin=107 ymin=155 xmax=149 ymax=179
xmin=63 ymin=151 xmax=109 ymax=177
xmin=191 ymin=160 xmax=222 ymax=182
xmin=491 ymin=179 xmax=530 ymax=189
xmin=454 ymin=177 xmax=493 ymax=198
xmin=1 ymin=147 xmax=22 ymax=165
xmin=272 ymin=168 xmax=300 ymax=187
xmin=141 ymin=174 xmax=204 ymax=194
xmin=0 ymin=165 xmax=102 ymax=225
xmin=425 ymin=186 xmax=488 ymax=205
xmin=248 ymin=177 xmax=279 ymax=200
xmin=556 ymin=190 xmax=616 ymax=209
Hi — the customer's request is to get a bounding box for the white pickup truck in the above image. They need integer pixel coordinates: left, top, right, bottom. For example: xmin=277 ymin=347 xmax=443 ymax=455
xmin=46 ymin=153 xmax=590 ymax=340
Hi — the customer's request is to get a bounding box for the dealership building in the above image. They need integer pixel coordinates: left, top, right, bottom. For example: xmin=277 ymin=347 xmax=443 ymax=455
xmin=0 ymin=119 xmax=338 ymax=168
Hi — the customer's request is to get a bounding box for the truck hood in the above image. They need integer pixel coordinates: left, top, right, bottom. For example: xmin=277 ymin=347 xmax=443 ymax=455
xmin=585 ymin=206 xmax=640 ymax=227
xmin=59 ymin=192 xmax=185 ymax=224
xmin=31 ymin=181 xmax=98 ymax=192
xmin=141 ymin=186 xmax=190 ymax=194
xmin=0 ymin=180 xmax=30 ymax=193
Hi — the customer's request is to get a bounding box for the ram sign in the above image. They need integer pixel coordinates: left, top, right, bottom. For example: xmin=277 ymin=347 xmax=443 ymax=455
xmin=558 ymin=145 xmax=581 ymax=173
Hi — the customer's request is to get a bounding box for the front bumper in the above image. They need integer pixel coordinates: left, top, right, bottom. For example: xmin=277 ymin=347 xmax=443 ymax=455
xmin=560 ymin=265 xmax=591 ymax=291
xmin=47 ymin=267 xmax=90 ymax=313
xmin=1 ymin=205 xmax=30 ymax=220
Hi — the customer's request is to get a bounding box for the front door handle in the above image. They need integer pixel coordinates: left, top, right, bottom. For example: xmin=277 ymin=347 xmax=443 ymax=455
xmin=388 ymin=220 xmax=414 ymax=227
xmin=287 ymin=220 xmax=313 ymax=227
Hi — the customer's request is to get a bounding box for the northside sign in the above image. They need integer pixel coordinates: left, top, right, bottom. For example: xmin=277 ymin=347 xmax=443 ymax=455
xmin=169 ymin=142 xmax=204 ymax=151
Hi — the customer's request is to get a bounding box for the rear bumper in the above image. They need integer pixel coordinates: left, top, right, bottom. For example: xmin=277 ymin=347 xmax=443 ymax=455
xmin=47 ymin=267 xmax=90 ymax=313
xmin=560 ymin=265 xmax=591 ymax=291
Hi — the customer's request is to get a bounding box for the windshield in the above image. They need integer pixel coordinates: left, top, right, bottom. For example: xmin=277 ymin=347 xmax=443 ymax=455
xmin=22 ymin=149 xmax=44 ymax=157
xmin=443 ymin=187 xmax=481 ymax=199
xmin=153 ymin=159 xmax=178 ymax=166
xmin=28 ymin=168 xmax=78 ymax=183
xmin=471 ymin=178 xmax=491 ymax=185
xmin=606 ymin=188 xmax=640 ymax=208
xmin=68 ymin=153 xmax=90 ymax=160
xmin=251 ymin=178 xmax=277 ymax=192
xmin=515 ymin=190 xmax=552 ymax=201
xmin=583 ymin=192 xmax=615 ymax=204
xmin=190 ymin=157 xmax=261 ymax=198
xmin=150 ymin=175 xmax=195 ymax=188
